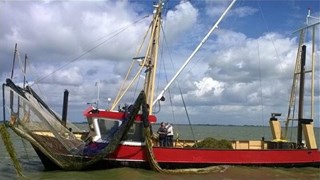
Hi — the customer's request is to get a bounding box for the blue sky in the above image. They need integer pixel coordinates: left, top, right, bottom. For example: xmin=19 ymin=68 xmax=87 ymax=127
xmin=131 ymin=0 xmax=319 ymax=37
xmin=0 ymin=0 xmax=319 ymax=127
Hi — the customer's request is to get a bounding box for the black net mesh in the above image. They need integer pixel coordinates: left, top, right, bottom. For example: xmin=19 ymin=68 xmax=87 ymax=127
xmin=4 ymin=79 xmax=146 ymax=170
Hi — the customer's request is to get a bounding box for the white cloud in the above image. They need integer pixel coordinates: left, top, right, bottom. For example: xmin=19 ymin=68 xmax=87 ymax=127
xmin=0 ymin=1 xmax=147 ymax=64
xmin=1 ymin=1 xmax=319 ymax=126
xmin=215 ymin=29 xmax=247 ymax=48
xmin=204 ymin=1 xmax=257 ymax=18
xmin=163 ymin=1 xmax=198 ymax=41
xmin=231 ymin=6 xmax=258 ymax=18
xmin=204 ymin=1 xmax=230 ymax=18
xmin=194 ymin=77 xmax=225 ymax=97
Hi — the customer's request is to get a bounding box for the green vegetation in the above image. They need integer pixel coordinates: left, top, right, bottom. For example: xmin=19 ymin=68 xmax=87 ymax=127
xmin=194 ymin=137 xmax=233 ymax=149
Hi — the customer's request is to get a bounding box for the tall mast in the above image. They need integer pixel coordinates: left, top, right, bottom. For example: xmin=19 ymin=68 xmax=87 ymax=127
xmin=143 ymin=1 xmax=163 ymax=114
xmin=284 ymin=29 xmax=305 ymax=138
xmin=284 ymin=10 xmax=320 ymax=139
xmin=109 ymin=1 xmax=163 ymax=112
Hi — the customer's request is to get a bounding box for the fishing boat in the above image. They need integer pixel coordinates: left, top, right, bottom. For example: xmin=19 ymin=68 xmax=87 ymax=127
xmin=2 ymin=0 xmax=320 ymax=172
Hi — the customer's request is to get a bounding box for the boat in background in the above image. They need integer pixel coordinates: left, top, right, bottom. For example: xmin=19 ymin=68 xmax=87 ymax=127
xmin=2 ymin=0 xmax=320 ymax=172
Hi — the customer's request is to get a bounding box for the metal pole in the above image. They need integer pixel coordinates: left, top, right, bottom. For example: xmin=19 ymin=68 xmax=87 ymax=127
xmin=96 ymin=81 xmax=100 ymax=108
xmin=62 ymin=90 xmax=69 ymax=127
xmin=23 ymin=54 xmax=27 ymax=88
xmin=2 ymin=84 xmax=6 ymax=123
xmin=311 ymin=26 xmax=315 ymax=119
xmin=153 ymin=0 xmax=237 ymax=105
xmin=297 ymin=45 xmax=306 ymax=147
xmin=10 ymin=43 xmax=17 ymax=80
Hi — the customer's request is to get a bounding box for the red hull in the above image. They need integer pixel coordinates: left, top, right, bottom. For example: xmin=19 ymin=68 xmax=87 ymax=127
xmin=106 ymin=144 xmax=320 ymax=166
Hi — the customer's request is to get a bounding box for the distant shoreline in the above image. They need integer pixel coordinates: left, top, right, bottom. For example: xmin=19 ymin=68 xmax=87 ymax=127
xmin=1 ymin=121 xmax=319 ymax=128
xmin=71 ymin=121 xmax=320 ymax=128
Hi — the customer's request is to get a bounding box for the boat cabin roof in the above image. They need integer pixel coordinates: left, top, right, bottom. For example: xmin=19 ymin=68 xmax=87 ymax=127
xmin=83 ymin=106 xmax=157 ymax=123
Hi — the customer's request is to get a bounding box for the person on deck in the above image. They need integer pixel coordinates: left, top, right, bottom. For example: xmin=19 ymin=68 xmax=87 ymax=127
xmin=165 ymin=122 xmax=174 ymax=147
xmin=157 ymin=122 xmax=167 ymax=147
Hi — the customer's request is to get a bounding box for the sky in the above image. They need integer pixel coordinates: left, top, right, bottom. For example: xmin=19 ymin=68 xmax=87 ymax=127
xmin=0 ymin=0 xmax=319 ymax=127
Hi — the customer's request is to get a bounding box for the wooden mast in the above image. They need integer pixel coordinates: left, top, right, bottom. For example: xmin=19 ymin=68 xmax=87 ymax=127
xmin=283 ymin=9 xmax=320 ymax=139
xmin=110 ymin=1 xmax=163 ymax=112
xmin=142 ymin=1 xmax=162 ymax=115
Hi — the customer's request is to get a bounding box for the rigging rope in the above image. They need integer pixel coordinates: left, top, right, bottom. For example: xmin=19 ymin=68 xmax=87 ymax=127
xmin=159 ymin=23 xmax=196 ymax=143
xmin=33 ymin=15 xmax=150 ymax=85
xmin=256 ymin=1 xmax=282 ymax=66
xmin=256 ymin=37 xmax=266 ymax=129
xmin=111 ymin=21 xmax=153 ymax=110
xmin=177 ymin=84 xmax=197 ymax=145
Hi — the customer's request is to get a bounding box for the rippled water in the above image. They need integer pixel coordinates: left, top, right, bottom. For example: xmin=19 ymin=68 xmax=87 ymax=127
xmin=1 ymin=124 xmax=319 ymax=179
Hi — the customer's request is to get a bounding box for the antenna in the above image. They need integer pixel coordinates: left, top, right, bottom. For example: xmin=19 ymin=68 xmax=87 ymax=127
xmin=306 ymin=8 xmax=320 ymax=25
xmin=95 ymin=81 xmax=100 ymax=108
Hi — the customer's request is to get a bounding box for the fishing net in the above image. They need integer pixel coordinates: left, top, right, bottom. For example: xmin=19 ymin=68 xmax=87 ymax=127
xmin=140 ymin=95 xmax=229 ymax=174
xmin=0 ymin=124 xmax=25 ymax=178
xmin=3 ymin=79 xmax=145 ymax=170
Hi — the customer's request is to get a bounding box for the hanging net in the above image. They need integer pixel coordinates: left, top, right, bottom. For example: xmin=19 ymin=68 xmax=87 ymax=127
xmin=3 ymin=79 xmax=146 ymax=170
xmin=139 ymin=99 xmax=229 ymax=174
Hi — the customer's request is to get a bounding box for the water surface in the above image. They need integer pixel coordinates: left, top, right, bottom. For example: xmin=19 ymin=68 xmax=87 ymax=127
xmin=1 ymin=125 xmax=319 ymax=179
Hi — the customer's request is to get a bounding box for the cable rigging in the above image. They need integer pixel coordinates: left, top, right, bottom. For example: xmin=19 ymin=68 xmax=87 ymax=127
xmin=157 ymin=16 xmax=197 ymax=142
xmin=33 ymin=15 xmax=150 ymax=85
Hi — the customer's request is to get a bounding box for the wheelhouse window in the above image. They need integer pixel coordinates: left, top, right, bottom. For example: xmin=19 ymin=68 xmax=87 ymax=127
xmin=122 ymin=122 xmax=145 ymax=142
xmin=86 ymin=117 xmax=145 ymax=142
xmin=97 ymin=118 xmax=121 ymax=138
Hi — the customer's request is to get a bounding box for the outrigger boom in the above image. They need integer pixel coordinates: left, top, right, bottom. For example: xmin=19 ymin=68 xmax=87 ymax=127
xmin=153 ymin=0 xmax=237 ymax=106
